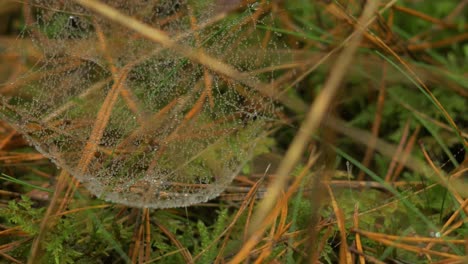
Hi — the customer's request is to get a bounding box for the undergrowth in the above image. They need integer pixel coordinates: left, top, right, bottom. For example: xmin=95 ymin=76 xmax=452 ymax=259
xmin=0 ymin=0 xmax=467 ymax=263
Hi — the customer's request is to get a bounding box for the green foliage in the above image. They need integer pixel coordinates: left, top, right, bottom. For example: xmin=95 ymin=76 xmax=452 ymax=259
xmin=320 ymin=241 xmax=335 ymax=264
xmin=0 ymin=198 xmax=137 ymax=263
xmin=195 ymin=208 xmax=229 ymax=264
xmin=44 ymin=218 xmax=83 ymax=264
xmin=1 ymin=173 xmax=53 ymax=194
xmin=288 ymin=192 xmax=313 ymax=231
xmin=1 ymin=196 xmax=43 ymax=235
xmin=393 ymin=1 xmax=462 ymax=35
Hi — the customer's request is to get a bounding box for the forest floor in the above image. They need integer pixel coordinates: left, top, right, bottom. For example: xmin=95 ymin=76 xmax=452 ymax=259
xmin=0 ymin=0 xmax=467 ymax=263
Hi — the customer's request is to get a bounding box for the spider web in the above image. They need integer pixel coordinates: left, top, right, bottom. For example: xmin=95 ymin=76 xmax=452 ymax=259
xmin=0 ymin=0 xmax=285 ymax=208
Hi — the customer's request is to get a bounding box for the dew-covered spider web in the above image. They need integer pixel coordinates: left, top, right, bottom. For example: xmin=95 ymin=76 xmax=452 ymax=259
xmin=0 ymin=0 xmax=286 ymax=208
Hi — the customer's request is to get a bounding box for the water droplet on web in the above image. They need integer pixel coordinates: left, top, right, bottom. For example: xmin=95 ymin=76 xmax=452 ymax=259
xmin=0 ymin=0 xmax=284 ymax=208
